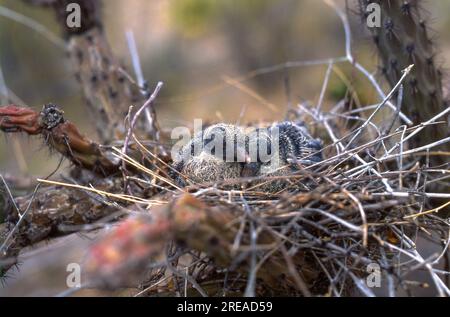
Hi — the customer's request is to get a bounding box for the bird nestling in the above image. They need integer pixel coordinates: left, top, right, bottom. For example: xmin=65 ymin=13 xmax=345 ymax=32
xmin=170 ymin=121 xmax=323 ymax=191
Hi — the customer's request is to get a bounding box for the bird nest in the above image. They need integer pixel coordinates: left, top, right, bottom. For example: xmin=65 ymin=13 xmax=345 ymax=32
xmin=0 ymin=81 xmax=449 ymax=297
xmin=2 ymin=82 xmax=450 ymax=296
xmin=62 ymin=101 xmax=450 ymax=297
xmin=0 ymin=0 xmax=449 ymax=298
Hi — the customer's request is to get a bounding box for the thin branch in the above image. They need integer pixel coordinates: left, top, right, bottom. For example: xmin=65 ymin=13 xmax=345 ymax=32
xmin=121 ymin=81 xmax=164 ymax=163
xmin=0 ymin=5 xmax=65 ymax=49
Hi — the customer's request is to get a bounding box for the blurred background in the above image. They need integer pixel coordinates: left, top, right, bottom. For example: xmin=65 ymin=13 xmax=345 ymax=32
xmin=0 ymin=0 xmax=449 ymax=296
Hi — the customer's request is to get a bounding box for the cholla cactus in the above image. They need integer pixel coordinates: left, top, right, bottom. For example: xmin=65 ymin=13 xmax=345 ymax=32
xmin=25 ymin=0 xmax=157 ymax=143
xmin=359 ymin=0 xmax=449 ymax=153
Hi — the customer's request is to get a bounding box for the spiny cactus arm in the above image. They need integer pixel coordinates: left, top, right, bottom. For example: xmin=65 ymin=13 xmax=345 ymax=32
xmin=0 ymin=104 xmax=119 ymax=174
xmin=23 ymin=0 xmax=159 ymax=143
xmin=358 ymin=0 xmax=449 ymax=153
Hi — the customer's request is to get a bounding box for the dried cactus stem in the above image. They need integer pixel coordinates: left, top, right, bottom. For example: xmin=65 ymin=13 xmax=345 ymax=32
xmin=0 ymin=104 xmax=119 ymax=174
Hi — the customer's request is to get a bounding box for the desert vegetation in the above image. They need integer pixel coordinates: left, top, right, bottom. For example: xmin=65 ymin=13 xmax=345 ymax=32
xmin=0 ymin=0 xmax=449 ymax=297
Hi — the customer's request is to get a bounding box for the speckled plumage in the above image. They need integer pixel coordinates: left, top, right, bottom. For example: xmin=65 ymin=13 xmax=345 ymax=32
xmin=171 ymin=121 xmax=323 ymax=191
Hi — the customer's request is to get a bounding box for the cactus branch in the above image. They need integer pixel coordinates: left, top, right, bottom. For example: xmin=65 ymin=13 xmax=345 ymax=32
xmin=0 ymin=104 xmax=119 ymax=174
xmin=358 ymin=0 xmax=449 ymax=155
xmin=23 ymin=0 xmax=160 ymax=144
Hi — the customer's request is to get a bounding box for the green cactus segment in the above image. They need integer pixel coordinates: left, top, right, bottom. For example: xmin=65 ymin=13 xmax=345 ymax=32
xmin=359 ymin=0 xmax=448 ymax=151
